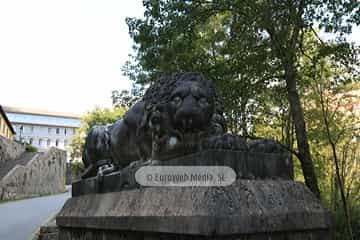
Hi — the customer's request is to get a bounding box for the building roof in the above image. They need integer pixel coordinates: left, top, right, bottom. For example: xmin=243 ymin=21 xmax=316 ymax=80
xmin=3 ymin=106 xmax=81 ymax=119
xmin=0 ymin=105 xmax=16 ymax=134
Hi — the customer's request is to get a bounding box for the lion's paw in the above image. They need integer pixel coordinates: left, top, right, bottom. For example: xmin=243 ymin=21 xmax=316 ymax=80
xmin=202 ymin=134 xmax=248 ymax=151
xmin=248 ymin=138 xmax=286 ymax=154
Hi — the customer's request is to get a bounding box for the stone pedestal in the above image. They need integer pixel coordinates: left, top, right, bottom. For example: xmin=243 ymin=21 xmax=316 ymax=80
xmin=56 ymin=151 xmax=331 ymax=239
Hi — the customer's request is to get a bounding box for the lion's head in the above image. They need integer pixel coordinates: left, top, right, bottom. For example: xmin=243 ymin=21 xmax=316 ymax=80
xmin=168 ymin=79 xmax=213 ymax=132
xmin=140 ymin=72 xmax=226 ymax=159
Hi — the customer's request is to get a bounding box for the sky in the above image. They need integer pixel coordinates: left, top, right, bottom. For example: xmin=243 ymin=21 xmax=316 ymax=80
xmin=0 ymin=0 xmax=144 ymax=114
xmin=0 ymin=1 xmax=359 ymax=115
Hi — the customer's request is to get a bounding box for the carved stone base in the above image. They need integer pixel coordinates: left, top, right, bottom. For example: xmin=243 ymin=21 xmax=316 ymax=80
xmin=58 ymin=228 xmax=330 ymax=240
xmin=57 ymin=180 xmax=332 ymax=239
xmin=72 ymin=150 xmax=293 ymax=197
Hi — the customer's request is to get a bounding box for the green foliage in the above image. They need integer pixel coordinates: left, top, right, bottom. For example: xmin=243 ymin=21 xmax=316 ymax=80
xmin=25 ymin=143 xmax=38 ymax=152
xmin=81 ymin=106 xmax=126 ymax=133
xmin=68 ymin=134 xmax=85 ymax=162
xmin=124 ymin=0 xmax=359 ymax=136
xmin=124 ymin=4 xmax=281 ymax=134
xmin=111 ymin=83 xmax=145 ymax=109
xmin=123 ymin=1 xmax=360 ymax=238
xmin=334 ymin=202 xmax=360 ymax=239
xmin=70 ymin=161 xmax=85 ymax=175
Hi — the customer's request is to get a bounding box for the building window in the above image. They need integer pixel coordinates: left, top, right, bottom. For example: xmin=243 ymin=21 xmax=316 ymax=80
xmin=55 ymin=139 xmax=59 ymax=147
xmin=56 ymin=128 xmax=60 ymax=134
xmin=19 ymin=125 xmax=24 ymax=141
xmin=48 ymin=128 xmax=51 ymax=134
xmin=47 ymin=139 xmax=51 ymax=147
xmin=72 ymin=128 xmax=75 ymax=134
xmin=31 ymin=126 xmax=34 ymax=133
xmin=39 ymin=138 xmax=43 ymax=146
xmin=29 ymin=138 xmax=33 ymax=145
xmin=64 ymin=128 xmax=67 ymax=135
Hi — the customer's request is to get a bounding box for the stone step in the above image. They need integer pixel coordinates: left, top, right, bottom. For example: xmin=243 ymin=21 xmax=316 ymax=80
xmin=0 ymin=152 xmax=38 ymax=180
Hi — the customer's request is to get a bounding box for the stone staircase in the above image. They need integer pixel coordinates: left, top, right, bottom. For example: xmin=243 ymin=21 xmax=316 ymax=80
xmin=0 ymin=151 xmax=38 ymax=180
xmin=0 ymin=135 xmax=25 ymax=166
xmin=0 ymin=147 xmax=67 ymax=200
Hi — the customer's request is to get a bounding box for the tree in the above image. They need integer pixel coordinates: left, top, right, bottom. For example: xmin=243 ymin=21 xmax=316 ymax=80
xmin=68 ymin=134 xmax=84 ymax=162
xmin=300 ymin=38 xmax=360 ymax=238
xmin=124 ymin=7 xmax=278 ymax=135
xmin=111 ymin=83 xmax=145 ymax=109
xmin=124 ymin=0 xmax=360 ymax=199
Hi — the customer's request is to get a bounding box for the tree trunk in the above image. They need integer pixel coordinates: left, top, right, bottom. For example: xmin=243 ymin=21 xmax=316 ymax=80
xmin=284 ymin=65 xmax=321 ymax=199
xmin=318 ymin=86 xmax=354 ymax=239
xmin=329 ymin=139 xmax=354 ymax=240
xmin=261 ymin=3 xmax=320 ymax=198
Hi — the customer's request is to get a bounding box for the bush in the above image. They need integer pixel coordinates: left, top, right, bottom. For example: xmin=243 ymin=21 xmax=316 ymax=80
xmin=25 ymin=143 xmax=38 ymax=152
xmin=71 ymin=161 xmax=85 ymax=174
xmin=331 ymin=200 xmax=360 ymax=240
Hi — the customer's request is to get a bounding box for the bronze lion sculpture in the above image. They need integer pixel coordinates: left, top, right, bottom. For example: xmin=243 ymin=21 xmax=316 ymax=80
xmin=82 ymin=72 xmax=285 ymax=178
xmin=82 ymin=73 xmax=227 ymax=177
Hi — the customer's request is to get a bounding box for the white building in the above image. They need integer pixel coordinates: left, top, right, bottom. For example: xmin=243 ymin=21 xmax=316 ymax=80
xmin=3 ymin=106 xmax=81 ymax=156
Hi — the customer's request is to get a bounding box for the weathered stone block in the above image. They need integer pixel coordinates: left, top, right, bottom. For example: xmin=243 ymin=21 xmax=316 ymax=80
xmin=72 ymin=150 xmax=293 ymax=197
xmin=58 ymin=150 xmax=330 ymax=239
xmin=57 ymin=180 xmax=331 ymax=239
xmin=58 ymin=228 xmax=330 ymax=240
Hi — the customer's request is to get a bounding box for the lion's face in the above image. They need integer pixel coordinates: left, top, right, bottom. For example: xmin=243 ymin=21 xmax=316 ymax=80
xmin=140 ymin=73 xmax=223 ymax=160
xmin=168 ymin=81 xmax=214 ymax=132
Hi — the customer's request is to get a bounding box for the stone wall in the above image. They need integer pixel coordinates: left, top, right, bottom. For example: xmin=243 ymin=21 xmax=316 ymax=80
xmin=0 ymin=135 xmax=25 ymax=165
xmin=0 ymin=147 xmax=66 ymax=200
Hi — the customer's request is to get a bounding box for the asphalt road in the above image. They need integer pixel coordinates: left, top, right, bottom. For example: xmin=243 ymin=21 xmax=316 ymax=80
xmin=0 ymin=191 xmax=70 ymax=240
